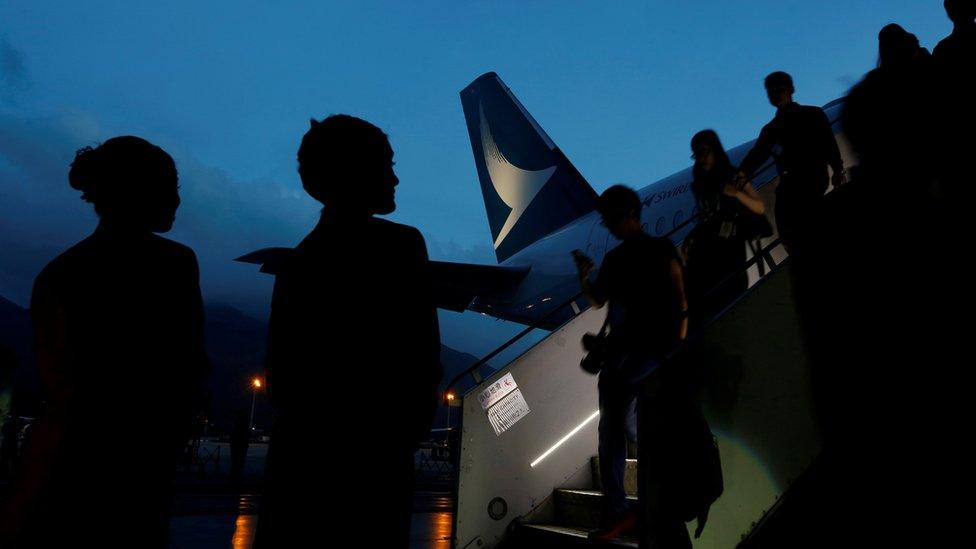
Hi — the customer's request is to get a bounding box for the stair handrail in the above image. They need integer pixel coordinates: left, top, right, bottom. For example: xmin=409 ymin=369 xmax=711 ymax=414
xmin=444 ymin=97 xmax=847 ymax=399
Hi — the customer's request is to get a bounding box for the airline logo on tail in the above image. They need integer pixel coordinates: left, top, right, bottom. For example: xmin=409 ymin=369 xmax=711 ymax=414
xmin=479 ymin=103 xmax=557 ymax=250
xmin=461 ymin=72 xmax=598 ymax=263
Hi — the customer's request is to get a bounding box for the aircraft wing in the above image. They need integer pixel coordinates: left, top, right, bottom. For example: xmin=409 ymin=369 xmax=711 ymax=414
xmin=235 ymin=248 xmax=528 ymax=312
xmin=235 ymin=247 xmax=293 ymax=274
xmin=428 ymin=260 xmax=529 ymax=311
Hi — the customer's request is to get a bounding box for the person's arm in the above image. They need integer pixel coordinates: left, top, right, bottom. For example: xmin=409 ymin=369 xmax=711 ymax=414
xmin=264 ymin=270 xmax=295 ymax=411
xmin=724 ymin=178 xmax=766 ymax=215
xmin=407 ymin=228 xmax=443 ymax=443
xmin=0 ymin=274 xmax=68 ymax=539
xmin=670 ymin=258 xmax=689 ymax=341
xmin=574 ymin=252 xmax=608 ymax=308
xmin=183 ymin=251 xmax=209 ymax=421
xmin=418 ymin=231 xmax=443 ymax=410
xmin=738 ymin=124 xmax=774 ymax=179
xmin=819 ymin=109 xmax=846 ymax=187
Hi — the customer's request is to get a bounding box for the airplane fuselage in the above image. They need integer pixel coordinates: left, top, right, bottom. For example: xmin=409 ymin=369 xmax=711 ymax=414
xmin=460 ymin=72 xmax=849 ymax=328
xmin=470 ymin=103 xmax=850 ymax=328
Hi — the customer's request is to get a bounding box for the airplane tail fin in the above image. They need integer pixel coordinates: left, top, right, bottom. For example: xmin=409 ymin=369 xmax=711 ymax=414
xmin=460 ymin=72 xmax=598 ymax=263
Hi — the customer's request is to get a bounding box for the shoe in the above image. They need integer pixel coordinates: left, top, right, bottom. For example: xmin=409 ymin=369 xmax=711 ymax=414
xmin=587 ymin=510 xmax=637 ymax=541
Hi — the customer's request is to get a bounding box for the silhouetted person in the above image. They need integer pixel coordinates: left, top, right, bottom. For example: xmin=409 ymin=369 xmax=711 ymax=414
xmin=0 ymin=136 xmax=208 ymax=548
xmin=575 ymin=185 xmax=689 ymax=546
xmin=934 ymin=0 xmax=976 ymax=67
xmin=229 ymin=408 xmax=250 ymax=484
xmin=0 ymin=414 xmax=18 ymax=481
xmin=684 ymin=130 xmax=767 ymax=326
xmin=254 ymin=115 xmax=442 ymax=548
xmin=934 ymin=0 xmax=976 ymax=206
xmin=843 ymin=25 xmax=943 ymax=190
xmin=0 ymin=346 xmax=16 ymax=480
xmin=763 ymin=23 xmax=963 ymax=548
xmin=738 ymin=72 xmax=845 ymax=253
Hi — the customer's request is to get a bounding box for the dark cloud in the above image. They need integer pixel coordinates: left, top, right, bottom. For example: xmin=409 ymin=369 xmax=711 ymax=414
xmin=425 ymin=235 xmax=495 ymax=265
xmin=0 ymin=108 xmax=319 ymax=314
xmin=165 ymin=155 xmax=319 ymax=318
xmin=0 ymin=109 xmax=503 ymax=333
xmin=0 ymin=38 xmax=29 ymax=103
xmin=0 ymin=111 xmax=99 ymax=303
xmin=0 ymin=36 xmax=316 ymax=312
xmin=0 ymin=114 xmax=512 ymax=356
xmin=837 ymin=74 xmax=859 ymax=88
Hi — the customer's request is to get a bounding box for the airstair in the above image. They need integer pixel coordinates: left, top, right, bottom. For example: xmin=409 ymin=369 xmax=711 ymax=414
xmin=446 ymin=234 xmax=821 ymax=548
xmin=445 ymin=100 xmax=853 ymax=549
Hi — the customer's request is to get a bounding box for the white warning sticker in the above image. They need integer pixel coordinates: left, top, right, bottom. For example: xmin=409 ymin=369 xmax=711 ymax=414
xmin=477 ymin=372 xmax=518 ymax=411
xmin=487 ymin=388 xmax=531 ymax=436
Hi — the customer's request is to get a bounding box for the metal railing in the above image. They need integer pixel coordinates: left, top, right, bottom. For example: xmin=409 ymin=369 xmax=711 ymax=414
xmin=444 ymin=157 xmax=784 ymax=398
xmin=443 ymin=93 xmax=855 ymax=397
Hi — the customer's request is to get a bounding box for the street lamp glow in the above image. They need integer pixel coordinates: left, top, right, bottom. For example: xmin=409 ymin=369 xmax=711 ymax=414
xmin=249 ymin=377 xmax=263 ymax=430
xmin=446 ymin=393 xmax=455 ymax=401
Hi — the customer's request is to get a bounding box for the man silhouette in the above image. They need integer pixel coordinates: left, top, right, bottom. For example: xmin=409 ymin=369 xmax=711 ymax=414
xmin=769 ymin=23 xmax=961 ymax=546
xmin=738 ymin=72 xmax=845 ymax=252
xmin=934 ymin=0 xmax=976 ymax=67
xmin=575 ymin=185 xmax=690 ymax=546
xmin=934 ymin=0 xmax=975 ymax=205
xmin=254 ymin=115 xmax=442 ymax=548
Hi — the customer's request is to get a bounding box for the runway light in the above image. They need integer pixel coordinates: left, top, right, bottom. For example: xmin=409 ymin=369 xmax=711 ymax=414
xmin=530 ymin=409 xmax=600 ymax=468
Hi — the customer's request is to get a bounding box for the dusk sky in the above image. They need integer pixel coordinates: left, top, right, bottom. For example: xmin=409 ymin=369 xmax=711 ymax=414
xmin=0 ymin=1 xmax=950 ymax=358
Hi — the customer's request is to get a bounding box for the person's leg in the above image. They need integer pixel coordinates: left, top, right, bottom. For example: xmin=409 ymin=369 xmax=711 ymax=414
xmin=778 ymin=177 xmax=828 ymax=257
xmin=625 ymin=391 xmax=639 ymax=460
xmin=638 ymin=378 xmax=695 ymax=549
xmin=774 ymin=185 xmax=797 ymax=253
xmin=625 ymin=396 xmax=638 ymax=443
xmin=392 ymin=446 xmax=417 ymax=547
xmin=598 ymin=374 xmax=632 ymax=521
xmin=647 ymin=512 xmax=692 ymax=549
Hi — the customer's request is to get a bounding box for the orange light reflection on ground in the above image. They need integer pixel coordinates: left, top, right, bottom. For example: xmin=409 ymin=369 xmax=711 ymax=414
xmin=231 ymin=513 xmax=257 ymax=548
xmin=428 ymin=511 xmax=452 ymax=548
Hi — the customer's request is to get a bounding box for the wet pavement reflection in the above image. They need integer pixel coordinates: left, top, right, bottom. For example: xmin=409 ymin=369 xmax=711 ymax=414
xmin=168 ymin=492 xmax=452 ymax=548
xmin=231 ymin=513 xmax=256 ymax=549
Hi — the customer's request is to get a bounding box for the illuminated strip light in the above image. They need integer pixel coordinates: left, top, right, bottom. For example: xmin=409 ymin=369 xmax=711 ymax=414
xmin=530 ymin=410 xmax=600 ymax=468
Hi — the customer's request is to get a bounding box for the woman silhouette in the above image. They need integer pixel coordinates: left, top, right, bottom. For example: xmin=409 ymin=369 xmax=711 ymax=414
xmin=684 ymin=130 xmax=766 ymax=326
xmin=0 ymin=136 xmax=208 ymax=548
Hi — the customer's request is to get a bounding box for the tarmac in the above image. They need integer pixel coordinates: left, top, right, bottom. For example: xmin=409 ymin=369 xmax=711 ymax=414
xmin=1 ymin=440 xmax=454 ymax=548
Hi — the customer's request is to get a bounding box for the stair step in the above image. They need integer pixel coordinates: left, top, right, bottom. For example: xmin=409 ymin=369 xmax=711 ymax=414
xmin=590 ymin=457 xmax=638 ymax=497
xmin=554 ymin=489 xmax=637 ymax=530
xmin=518 ymin=524 xmax=638 ymax=548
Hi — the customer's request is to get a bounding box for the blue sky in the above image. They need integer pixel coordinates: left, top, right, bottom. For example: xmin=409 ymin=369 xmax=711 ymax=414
xmin=0 ymin=1 xmax=951 ymax=357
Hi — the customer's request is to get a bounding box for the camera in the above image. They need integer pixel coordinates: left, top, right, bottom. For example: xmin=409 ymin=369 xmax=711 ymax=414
xmin=580 ymin=332 xmax=608 ymax=375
